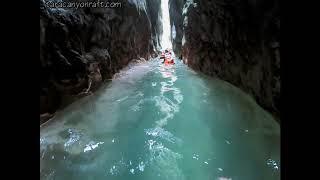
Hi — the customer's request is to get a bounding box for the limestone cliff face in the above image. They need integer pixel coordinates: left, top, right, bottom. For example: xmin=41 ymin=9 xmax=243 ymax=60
xmin=169 ymin=0 xmax=280 ymax=119
xmin=40 ymin=0 xmax=161 ymax=119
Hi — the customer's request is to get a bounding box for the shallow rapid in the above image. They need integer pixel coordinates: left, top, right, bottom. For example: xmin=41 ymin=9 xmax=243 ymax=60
xmin=40 ymin=58 xmax=280 ymax=180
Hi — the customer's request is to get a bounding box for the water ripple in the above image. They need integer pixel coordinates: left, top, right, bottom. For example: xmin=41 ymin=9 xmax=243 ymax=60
xmin=145 ymin=127 xmax=182 ymax=144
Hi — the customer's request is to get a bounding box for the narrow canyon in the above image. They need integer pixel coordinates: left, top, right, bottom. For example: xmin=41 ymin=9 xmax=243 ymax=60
xmin=40 ymin=0 xmax=280 ymax=180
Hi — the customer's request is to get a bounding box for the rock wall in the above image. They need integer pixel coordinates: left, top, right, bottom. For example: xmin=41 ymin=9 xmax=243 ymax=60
xmin=170 ymin=0 xmax=280 ymax=120
xmin=169 ymin=0 xmax=184 ymax=58
xmin=40 ymin=0 xmax=161 ymax=120
xmin=147 ymin=0 xmax=163 ymax=51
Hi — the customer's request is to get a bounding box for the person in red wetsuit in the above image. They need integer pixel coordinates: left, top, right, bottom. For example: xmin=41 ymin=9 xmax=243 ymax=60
xmin=162 ymin=49 xmax=175 ymax=65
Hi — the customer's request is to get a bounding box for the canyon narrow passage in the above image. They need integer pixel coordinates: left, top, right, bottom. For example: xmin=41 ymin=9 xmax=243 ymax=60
xmin=40 ymin=0 xmax=280 ymax=179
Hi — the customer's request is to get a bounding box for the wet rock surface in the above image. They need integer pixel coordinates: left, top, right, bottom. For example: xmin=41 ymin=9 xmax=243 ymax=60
xmin=169 ymin=0 xmax=280 ymax=120
xmin=169 ymin=0 xmax=184 ymax=58
xmin=40 ymin=0 xmax=161 ymax=120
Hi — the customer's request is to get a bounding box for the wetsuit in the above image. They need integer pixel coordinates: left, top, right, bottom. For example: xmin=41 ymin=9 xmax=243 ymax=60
xmin=163 ymin=52 xmax=174 ymax=65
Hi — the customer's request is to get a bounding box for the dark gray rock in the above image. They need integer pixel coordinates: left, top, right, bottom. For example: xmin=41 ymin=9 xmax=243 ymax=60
xmin=170 ymin=0 xmax=280 ymax=120
xmin=40 ymin=0 xmax=162 ymax=119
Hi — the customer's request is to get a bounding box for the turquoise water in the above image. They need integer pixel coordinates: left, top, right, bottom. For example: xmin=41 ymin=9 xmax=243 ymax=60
xmin=40 ymin=58 xmax=280 ymax=180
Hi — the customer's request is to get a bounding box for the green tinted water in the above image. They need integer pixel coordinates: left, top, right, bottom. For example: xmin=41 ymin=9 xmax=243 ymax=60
xmin=40 ymin=58 xmax=280 ymax=180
